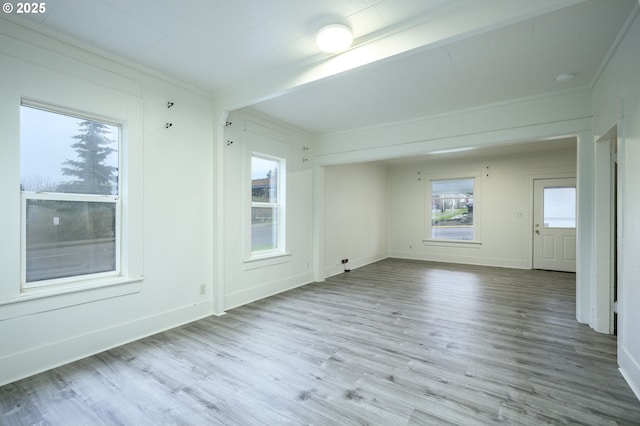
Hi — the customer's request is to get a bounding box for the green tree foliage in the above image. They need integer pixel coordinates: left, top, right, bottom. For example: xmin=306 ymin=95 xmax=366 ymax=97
xmin=58 ymin=120 xmax=117 ymax=195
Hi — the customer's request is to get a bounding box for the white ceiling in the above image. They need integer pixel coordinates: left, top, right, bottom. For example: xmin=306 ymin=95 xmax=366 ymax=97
xmin=249 ymin=0 xmax=637 ymax=134
xmin=380 ymin=137 xmax=577 ymax=166
xmin=10 ymin=0 xmax=638 ymax=137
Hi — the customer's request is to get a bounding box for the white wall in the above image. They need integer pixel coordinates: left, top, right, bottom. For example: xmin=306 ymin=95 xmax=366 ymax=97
xmin=324 ymin=163 xmax=389 ymax=277
xmin=221 ymin=109 xmax=315 ymax=309
xmin=316 ymin=88 xmax=595 ymax=321
xmin=2 ymin=7 xmax=638 ymax=401
xmin=388 ymin=150 xmax=576 ymax=268
xmin=592 ymin=10 xmax=640 ymax=399
xmin=0 ymin=19 xmax=216 ymax=385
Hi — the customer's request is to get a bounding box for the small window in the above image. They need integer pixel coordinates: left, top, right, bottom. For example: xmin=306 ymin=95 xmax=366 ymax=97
xmin=430 ymin=178 xmax=474 ymax=240
xmin=20 ymin=103 xmax=120 ymax=287
xmin=251 ymin=154 xmax=284 ymax=255
xmin=543 ymin=187 xmax=576 ymax=228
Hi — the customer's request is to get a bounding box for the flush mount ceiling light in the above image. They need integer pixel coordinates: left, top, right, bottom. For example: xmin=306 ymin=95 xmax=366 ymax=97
xmin=555 ymin=72 xmax=576 ymax=82
xmin=316 ymin=24 xmax=353 ymax=53
xmin=430 ymin=147 xmax=475 ymax=155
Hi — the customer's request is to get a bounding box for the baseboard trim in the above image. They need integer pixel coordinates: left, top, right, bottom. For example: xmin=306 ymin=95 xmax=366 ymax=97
xmin=0 ymin=300 xmax=213 ymax=386
xmin=324 ymin=253 xmax=388 ymax=278
xmin=388 ymin=251 xmax=530 ymax=270
xmin=619 ymin=346 xmax=640 ymax=402
xmin=224 ymin=272 xmax=314 ymax=311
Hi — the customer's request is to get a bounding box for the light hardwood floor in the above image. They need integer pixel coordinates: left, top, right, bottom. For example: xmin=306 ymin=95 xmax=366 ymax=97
xmin=2 ymin=258 xmax=640 ymax=425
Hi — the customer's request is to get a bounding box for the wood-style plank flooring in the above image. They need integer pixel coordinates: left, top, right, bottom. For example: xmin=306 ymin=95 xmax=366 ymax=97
xmin=2 ymin=259 xmax=640 ymax=425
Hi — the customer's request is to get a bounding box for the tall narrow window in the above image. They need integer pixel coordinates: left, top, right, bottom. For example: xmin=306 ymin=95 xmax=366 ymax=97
xmin=20 ymin=103 xmax=120 ymax=287
xmin=251 ymin=154 xmax=284 ymax=254
xmin=430 ymin=178 xmax=474 ymax=240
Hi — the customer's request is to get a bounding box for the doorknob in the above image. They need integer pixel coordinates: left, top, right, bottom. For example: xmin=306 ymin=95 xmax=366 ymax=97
xmin=535 ymin=229 xmax=540 ymax=235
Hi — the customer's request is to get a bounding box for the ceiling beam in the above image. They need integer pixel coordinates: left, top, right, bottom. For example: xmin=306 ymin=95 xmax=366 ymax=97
xmin=213 ymin=0 xmax=589 ymax=113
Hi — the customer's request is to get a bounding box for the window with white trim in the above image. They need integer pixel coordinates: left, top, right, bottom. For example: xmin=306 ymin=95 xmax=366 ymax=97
xmin=20 ymin=102 xmax=121 ymax=288
xmin=429 ymin=177 xmax=475 ymax=241
xmin=250 ymin=154 xmax=285 ymax=255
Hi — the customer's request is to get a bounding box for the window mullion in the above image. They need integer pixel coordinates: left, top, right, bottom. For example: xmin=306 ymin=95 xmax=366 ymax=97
xmin=24 ymin=192 xmax=118 ymax=203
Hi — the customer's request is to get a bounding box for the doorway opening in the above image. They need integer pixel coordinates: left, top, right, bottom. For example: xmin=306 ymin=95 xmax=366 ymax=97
xmin=609 ymin=132 xmax=619 ymax=336
xmin=595 ymin=125 xmax=620 ymax=336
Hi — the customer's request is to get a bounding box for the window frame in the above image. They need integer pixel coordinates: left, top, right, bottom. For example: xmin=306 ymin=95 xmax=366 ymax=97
xmin=0 ymin=56 xmax=143 ymax=319
xmin=20 ymin=192 xmax=122 ymax=289
xmin=424 ymin=173 xmax=482 ymax=246
xmin=18 ymin=100 xmax=126 ymax=292
xmin=249 ymin=152 xmax=287 ymax=260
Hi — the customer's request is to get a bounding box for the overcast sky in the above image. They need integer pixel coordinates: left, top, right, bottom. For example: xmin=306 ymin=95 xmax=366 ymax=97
xmin=20 ymin=105 xmax=118 ymax=189
xmin=251 ymin=156 xmax=278 ymax=180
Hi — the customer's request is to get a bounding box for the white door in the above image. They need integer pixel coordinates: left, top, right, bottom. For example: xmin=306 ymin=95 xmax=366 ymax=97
xmin=533 ymin=178 xmax=577 ymax=272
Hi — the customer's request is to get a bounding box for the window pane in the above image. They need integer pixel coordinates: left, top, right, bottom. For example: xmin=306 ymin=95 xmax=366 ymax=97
xmin=25 ymin=200 xmax=116 ymax=282
xmin=431 ymin=178 xmax=474 ymax=240
xmin=251 ymin=207 xmax=278 ymax=252
xmin=544 ymin=187 xmax=576 ymax=228
xmin=251 ymin=157 xmax=278 ymax=203
xmin=20 ymin=105 xmax=119 ymax=195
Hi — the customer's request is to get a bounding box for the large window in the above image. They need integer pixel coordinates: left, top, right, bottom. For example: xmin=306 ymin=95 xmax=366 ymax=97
xmin=430 ymin=178 xmax=474 ymax=240
xmin=251 ymin=154 xmax=285 ymax=255
xmin=20 ymin=103 xmax=120 ymax=287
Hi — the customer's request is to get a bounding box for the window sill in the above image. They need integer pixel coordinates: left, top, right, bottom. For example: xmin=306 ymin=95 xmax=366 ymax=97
xmin=0 ymin=275 xmax=143 ymax=321
xmin=243 ymin=252 xmax=291 ymax=270
xmin=422 ymin=239 xmax=483 ymax=248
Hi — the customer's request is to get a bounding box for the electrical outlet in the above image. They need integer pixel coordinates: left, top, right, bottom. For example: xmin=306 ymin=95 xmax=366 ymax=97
xmin=199 ymin=284 xmax=206 ymax=295
xmin=341 ymin=258 xmax=348 ymax=264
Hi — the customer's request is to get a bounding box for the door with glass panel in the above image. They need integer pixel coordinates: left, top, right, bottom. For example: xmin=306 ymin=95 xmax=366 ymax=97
xmin=533 ymin=178 xmax=577 ymax=272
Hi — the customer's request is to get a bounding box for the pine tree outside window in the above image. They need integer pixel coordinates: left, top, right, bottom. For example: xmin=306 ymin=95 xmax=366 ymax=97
xmin=20 ymin=102 xmax=120 ymax=287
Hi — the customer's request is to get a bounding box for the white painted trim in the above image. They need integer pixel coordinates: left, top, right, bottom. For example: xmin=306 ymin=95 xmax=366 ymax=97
xmin=324 ymin=253 xmax=387 ymax=279
xmin=0 ymin=300 xmax=213 ymax=386
xmin=315 ymin=117 xmax=591 ymax=166
xmin=0 ymin=16 xmax=211 ymax=97
xmin=590 ymin=3 xmax=640 ymax=90
xmin=593 ymin=127 xmax=618 ymax=334
xmin=312 ymin=165 xmax=325 ymax=283
xmin=243 ymin=128 xmax=290 ymax=264
xmin=575 ymin=130 xmax=595 ymax=326
xmin=321 ymin=87 xmax=589 ymax=140
xmin=0 ymin=278 xmax=141 ymax=321
xmin=389 ymin=251 xmax=530 ymax=270
xmin=0 ymin=49 xmax=145 ymax=306
xmin=619 ymin=347 xmax=640 ymax=402
xmin=617 ymin=112 xmax=630 ymax=370
xmin=243 ymin=253 xmax=292 ymax=270
xmin=224 ymin=272 xmax=314 ymax=311
xmin=213 ymin=111 xmax=227 ymax=316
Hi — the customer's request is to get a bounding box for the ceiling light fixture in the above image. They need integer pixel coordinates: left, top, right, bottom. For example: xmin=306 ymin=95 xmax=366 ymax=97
xmin=316 ymin=24 xmax=353 ymax=53
xmin=430 ymin=147 xmax=475 ymax=155
xmin=555 ymin=72 xmax=576 ymax=82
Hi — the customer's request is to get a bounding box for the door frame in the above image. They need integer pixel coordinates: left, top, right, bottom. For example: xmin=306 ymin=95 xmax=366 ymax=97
xmin=594 ymin=125 xmax=621 ymax=335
